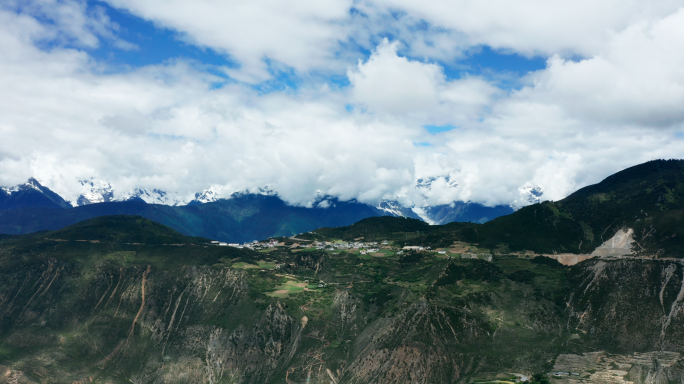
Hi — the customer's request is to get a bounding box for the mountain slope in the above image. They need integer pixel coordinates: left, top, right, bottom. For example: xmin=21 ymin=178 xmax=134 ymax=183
xmin=0 ymin=195 xmax=391 ymax=243
xmin=0 ymin=191 xmax=513 ymax=243
xmin=303 ymin=160 xmax=684 ymax=259
xmin=423 ymin=201 xmax=514 ymax=224
xmin=0 ymin=216 xmax=576 ymax=383
xmin=45 ymin=215 xmax=211 ymax=244
xmin=0 ymin=177 xmax=70 ymax=210
xmin=2 ymin=212 xmax=684 ymax=383
xmin=459 ymin=159 xmax=684 ymax=256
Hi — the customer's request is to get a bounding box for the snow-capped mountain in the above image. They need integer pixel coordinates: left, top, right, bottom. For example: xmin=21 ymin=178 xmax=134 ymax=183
xmin=377 ymin=199 xmax=514 ymax=225
xmin=1 ymin=178 xmax=42 ymax=196
xmin=119 ymin=188 xmax=188 ymax=206
xmin=0 ymin=177 xmax=71 ymax=210
xmin=73 ymin=179 xmax=281 ymax=207
xmin=188 ymin=185 xmax=275 ymax=205
xmin=1 ymin=177 xmax=519 ymax=227
xmin=190 ymin=188 xmax=221 ymax=204
xmin=376 ymin=200 xmax=423 ymax=220
xmin=76 ymin=179 xmax=115 ymax=206
xmin=0 ymin=177 xmax=520 ymax=244
xmin=75 ymin=178 xmax=198 ymax=206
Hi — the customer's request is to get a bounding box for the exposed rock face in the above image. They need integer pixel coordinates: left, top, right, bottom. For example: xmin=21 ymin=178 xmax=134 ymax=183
xmin=591 ymin=228 xmax=635 ymax=257
xmin=343 ymin=299 xmax=473 ymax=384
xmin=0 ymin=253 xmax=563 ymax=383
xmin=543 ymin=228 xmax=636 ymax=266
xmin=0 ymin=260 xmax=307 ymax=383
xmin=5 ymin=245 xmax=684 ymax=383
xmin=568 ymin=259 xmax=684 ymax=353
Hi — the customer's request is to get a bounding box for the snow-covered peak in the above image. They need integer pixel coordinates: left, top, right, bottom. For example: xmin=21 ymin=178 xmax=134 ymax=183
xmin=376 ymin=200 xmax=405 ymax=216
xmin=1 ymin=177 xmax=44 ymax=195
xmin=120 ymin=188 xmax=188 ymax=206
xmin=74 ymin=178 xmax=190 ymax=206
xmin=376 ymin=200 xmax=423 ymax=220
xmin=71 ymin=178 xmax=285 ymax=207
xmin=190 ymin=184 xmax=277 ymax=205
xmin=192 ymin=187 xmax=222 ymax=204
xmin=76 ymin=178 xmax=114 ymax=206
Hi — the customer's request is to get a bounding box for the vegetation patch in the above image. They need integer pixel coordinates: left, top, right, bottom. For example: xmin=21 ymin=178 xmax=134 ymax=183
xmin=267 ymin=279 xmax=309 ymax=297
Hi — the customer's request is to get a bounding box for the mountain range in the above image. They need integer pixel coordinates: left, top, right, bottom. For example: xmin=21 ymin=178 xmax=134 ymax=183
xmin=0 ymin=178 xmax=515 ymax=242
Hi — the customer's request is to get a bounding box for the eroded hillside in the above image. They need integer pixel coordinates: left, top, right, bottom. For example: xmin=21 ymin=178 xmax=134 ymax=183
xmin=1 ymin=215 xmax=684 ymax=384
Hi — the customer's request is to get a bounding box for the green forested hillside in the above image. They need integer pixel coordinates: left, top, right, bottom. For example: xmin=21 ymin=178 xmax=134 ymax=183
xmin=45 ymin=215 xmax=210 ymax=244
xmin=0 ymin=217 xmax=574 ymax=383
xmin=2 ymin=212 xmax=684 ymax=383
xmin=471 ymin=159 xmax=684 ymax=256
xmin=310 ymin=160 xmax=684 ymax=257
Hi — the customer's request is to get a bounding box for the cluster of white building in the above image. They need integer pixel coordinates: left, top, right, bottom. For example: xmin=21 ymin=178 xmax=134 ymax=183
xmin=299 ymin=240 xmax=387 ymax=253
xmin=211 ymin=238 xmax=469 ymax=259
xmin=211 ymin=238 xmax=283 ymax=250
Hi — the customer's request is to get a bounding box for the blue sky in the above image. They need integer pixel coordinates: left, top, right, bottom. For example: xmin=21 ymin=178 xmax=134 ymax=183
xmin=1 ymin=0 xmax=684 ymax=208
xmin=73 ymin=1 xmax=548 ymax=92
xmin=89 ymin=2 xmax=229 ymax=67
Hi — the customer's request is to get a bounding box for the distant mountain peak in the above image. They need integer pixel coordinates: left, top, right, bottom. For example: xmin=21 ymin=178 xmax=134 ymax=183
xmin=0 ymin=177 xmax=70 ymax=209
xmin=192 ymin=188 xmax=221 ymax=204
xmin=2 ymin=177 xmax=45 ymax=195
xmin=26 ymin=177 xmax=43 ymax=188
xmin=1 ymin=177 xmax=515 ymax=229
xmin=376 ymin=200 xmax=423 ymax=220
xmin=76 ymin=178 xmax=114 ymax=206
xmin=74 ymin=178 xmax=192 ymax=206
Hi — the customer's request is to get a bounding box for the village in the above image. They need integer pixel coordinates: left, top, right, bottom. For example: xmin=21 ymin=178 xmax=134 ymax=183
xmin=206 ymin=235 xmax=499 ymax=301
xmin=210 ymin=236 xmax=495 ymax=261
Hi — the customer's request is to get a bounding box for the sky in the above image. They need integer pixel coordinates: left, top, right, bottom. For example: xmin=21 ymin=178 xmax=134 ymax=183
xmin=1 ymin=0 xmax=684 ymax=208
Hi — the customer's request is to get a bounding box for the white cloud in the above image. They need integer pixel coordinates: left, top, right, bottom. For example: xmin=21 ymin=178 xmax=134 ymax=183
xmin=348 ymin=40 xmax=443 ymax=114
xmin=517 ymin=9 xmax=684 ymax=127
xmin=97 ymin=0 xmax=684 ymax=81
xmin=1 ymin=0 xmax=684 ymax=214
xmin=348 ymin=39 xmax=499 ymax=124
xmin=104 ymin=0 xmax=353 ymax=83
xmin=2 ymin=0 xmax=136 ymax=50
xmin=0 ymin=8 xmax=421 ymax=206
xmin=374 ymin=0 xmax=684 ymax=57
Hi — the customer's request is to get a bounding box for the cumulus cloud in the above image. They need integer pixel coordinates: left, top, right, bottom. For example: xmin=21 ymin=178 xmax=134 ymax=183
xmin=348 ymin=39 xmax=499 ymax=124
xmin=348 ymin=40 xmax=443 ymax=114
xmin=103 ymin=0 xmax=352 ymax=83
xmin=517 ymin=9 xmax=684 ymax=127
xmin=1 ymin=0 xmax=684 ymax=212
xmin=0 ymin=6 xmax=418 ymax=205
xmin=374 ymin=0 xmax=683 ymax=57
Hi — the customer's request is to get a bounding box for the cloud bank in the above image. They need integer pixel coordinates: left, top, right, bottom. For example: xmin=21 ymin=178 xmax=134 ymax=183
xmin=1 ymin=0 xmax=683 ymax=209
